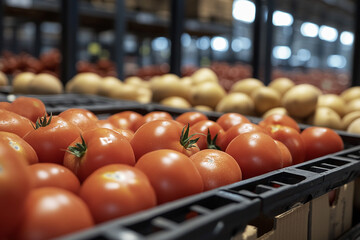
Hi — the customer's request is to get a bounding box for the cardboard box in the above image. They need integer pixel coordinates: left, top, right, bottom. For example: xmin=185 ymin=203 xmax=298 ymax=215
xmin=309 ymin=181 xmax=354 ymax=240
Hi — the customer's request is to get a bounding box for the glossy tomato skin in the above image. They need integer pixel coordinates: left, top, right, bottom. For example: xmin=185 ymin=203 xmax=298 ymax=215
xmin=0 ymin=143 xmax=31 ymax=239
xmin=176 ymin=112 xmax=208 ymax=127
xmin=96 ymin=119 xmax=117 ymax=129
xmin=216 ymin=113 xmax=250 ymax=131
xmin=218 ymin=122 xmax=268 ymax=151
xmin=58 ymin=108 xmax=98 ymax=132
xmin=0 ymin=109 xmax=34 ymax=138
xmin=134 ymin=111 xmax=172 ymax=131
xmin=190 ymin=149 xmax=242 ymax=191
xmin=29 ymin=163 xmax=80 ymax=193
xmin=274 ymin=140 xmax=293 ymax=167
xmin=23 ymin=116 xmax=82 ymax=164
xmin=0 ymin=102 xmax=10 ymax=109
xmin=14 ymin=187 xmax=94 ymax=240
xmin=9 ymin=97 xmax=46 ymax=122
xmin=226 ymin=132 xmax=283 ymax=179
xmin=135 ymin=149 xmax=203 ymax=204
xmin=63 ymin=128 xmax=135 ymax=182
xmin=79 ymin=164 xmax=156 ymax=224
xmin=113 ymin=128 xmax=134 ymax=142
xmin=267 ymin=125 xmax=305 ymax=165
xmin=301 ymin=127 xmax=344 ymax=161
xmin=259 ymin=114 xmax=300 ymax=133
xmin=108 ymin=111 xmax=143 ymax=132
xmin=131 ymin=120 xmax=199 ymax=160
xmin=0 ymin=131 xmax=38 ymax=165
xmin=190 ymin=120 xmax=224 ymax=150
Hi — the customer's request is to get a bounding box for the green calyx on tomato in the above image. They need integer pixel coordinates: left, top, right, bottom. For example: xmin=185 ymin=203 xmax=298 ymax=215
xmin=180 ymin=124 xmax=200 ymax=150
xmin=67 ymin=135 xmax=87 ymax=158
xmin=33 ymin=113 xmax=52 ymax=129
xmin=206 ymin=129 xmax=221 ymax=150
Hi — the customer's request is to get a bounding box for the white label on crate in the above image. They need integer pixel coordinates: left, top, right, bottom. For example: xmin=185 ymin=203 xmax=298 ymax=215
xmin=6 ymin=0 xmax=32 ymax=8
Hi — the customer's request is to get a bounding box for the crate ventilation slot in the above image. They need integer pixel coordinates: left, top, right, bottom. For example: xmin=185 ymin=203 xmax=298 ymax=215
xmin=297 ymin=158 xmax=348 ymax=173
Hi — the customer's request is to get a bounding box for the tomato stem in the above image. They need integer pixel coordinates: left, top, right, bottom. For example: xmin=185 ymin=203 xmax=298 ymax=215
xmin=32 ymin=113 xmax=52 ymax=129
xmin=67 ymin=135 xmax=87 ymax=158
xmin=206 ymin=128 xmax=221 ymax=150
xmin=180 ymin=124 xmax=200 ymax=149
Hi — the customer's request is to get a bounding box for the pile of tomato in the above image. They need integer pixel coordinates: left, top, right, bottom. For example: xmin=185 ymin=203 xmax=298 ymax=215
xmin=0 ymin=97 xmax=345 ymax=240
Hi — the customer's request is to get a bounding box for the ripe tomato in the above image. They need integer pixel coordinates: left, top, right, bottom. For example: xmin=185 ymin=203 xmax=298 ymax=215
xmin=58 ymin=108 xmax=98 ymax=131
xmin=96 ymin=119 xmax=117 ymax=129
xmin=79 ymin=164 xmax=156 ymax=223
xmin=176 ymin=111 xmax=208 ymax=127
xmin=190 ymin=149 xmax=242 ymax=191
xmin=190 ymin=120 xmax=224 ymax=150
xmin=274 ymin=140 xmax=292 ymax=167
xmin=135 ymin=149 xmax=203 ymax=204
xmin=134 ymin=111 xmax=172 ymax=130
xmin=131 ymin=120 xmax=199 ymax=160
xmin=0 ymin=109 xmax=34 ymax=138
xmin=108 ymin=111 xmax=143 ymax=132
xmin=267 ymin=125 xmax=305 ymax=165
xmin=301 ymin=127 xmax=344 ymax=161
xmin=14 ymin=187 xmax=94 ymax=240
xmin=216 ymin=113 xmax=250 ymax=131
xmin=218 ymin=122 xmax=268 ymax=151
xmin=29 ymin=163 xmax=80 ymax=193
xmin=0 ymin=102 xmax=10 ymax=109
xmin=0 ymin=143 xmax=31 ymax=239
xmin=9 ymin=96 xmax=46 ymax=122
xmin=23 ymin=115 xmax=82 ymax=164
xmin=114 ymin=128 xmax=134 ymax=142
xmin=0 ymin=131 xmax=38 ymax=165
xmin=259 ymin=114 xmax=300 ymax=133
xmin=226 ymin=132 xmax=283 ymax=179
xmin=63 ymin=128 xmax=135 ymax=182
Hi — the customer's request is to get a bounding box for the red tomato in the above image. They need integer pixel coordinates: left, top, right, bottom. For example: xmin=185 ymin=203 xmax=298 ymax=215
xmin=108 ymin=111 xmax=143 ymax=132
xmin=0 ymin=109 xmax=34 ymax=138
xmin=14 ymin=187 xmax=94 ymax=240
xmin=79 ymin=164 xmax=156 ymax=223
xmin=96 ymin=119 xmax=117 ymax=129
xmin=218 ymin=122 xmax=268 ymax=151
xmin=176 ymin=111 xmax=208 ymax=127
xmin=58 ymin=108 xmax=98 ymax=131
xmin=9 ymin=97 xmax=46 ymax=122
xmin=134 ymin=111 xmax=172 ymax=130
xmin=0 ymin=131 xmax=38 ymax=165
xmin=0 ymin=102 xmax=10 ymax=109
xmin=190 ymin=120 xmax=224 ymax=150
xmin=301 ymin=127 xmax=344 ymax=161
xmin=29 ymin=163 xmax=80 ymax=193
xmin=131 ymin=120 xmax=199 ymax=160
xmin=63 ymin=128 xmax=135 ymax=182
xmin=190 ymin=149 xmax=242 ymax=191
xmin=114 ymin=128 xmax=134 ymax=142
xmin=226 ymin=132 xmax=283 ymax=179
xmin=135 ymin=149 xmax=203 ymax=204
xmin=267 ymin=125 xmax=305 ymax=165
xmin=23 ymin=116 xmax=82 ymax=164
xmin=216 ymin=113 xmax=250 ymax=131
xmin=259 ymin=114 xmax=300 ymax=133
xmin=0 ymin=143 xmax=31 ymax=239
xmin=274 ymin=140 xmax=292 ymax=167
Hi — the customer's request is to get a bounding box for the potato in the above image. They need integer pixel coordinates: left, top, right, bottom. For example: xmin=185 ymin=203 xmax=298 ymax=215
xmin=68 ymin=73 xmax=102 ymax=95
xmin=191 ymin=82 xmax=226 ymax=109
xmin=125 ymin=76 xmax=150 ymax=89
xmin=268 ymin=77 xmax=294 ymax=97
xmin=0 ymin=71 xmax=8 ymax=86
xmin=97 ymin=76 xmax=123 ymax=97
xmin=342 ymin=111 xmax=360 ymax=130
xmin=216 ymin=92 xmax=255 ymax=115
xmin=230 ymin=78 xmax=264 ymax=96
xmin=28 ymin=73 xmax=63 ymax=94
xmin=345 ymin=98 xmax=360 ymax=115
xmin=160 ymin=96 xmax=192 ymax=109
xmin=136 ymin=87 xmax=152 ymax=104
xmin=262 ymin=107 xmax=288 ymax=119
xmin=317 ymin=94 xmax=346 ymax=117
xmin=282 ymin=84 xmax=322 ymax=118
xmin=150 ymin=74 xmax=190 ymax=102
xmin=193 ymin=105 xmax=213 ymax=112
xmin=251 ymin=87 xmax=281 ymax=115
xmin=340 ymin=86 xmax=360 ymax=103
xmin=347 ymin=118 xmax=360 ymax=134
xmin=12 ymin=72 xmax=36 ymax=94
xmin=109 ymin=83 xmax=139 ymax=101
xmin=307 ymin=107 xmax=342 ymax=130
xmin=191 ymin=68 xmax=218 ymax=85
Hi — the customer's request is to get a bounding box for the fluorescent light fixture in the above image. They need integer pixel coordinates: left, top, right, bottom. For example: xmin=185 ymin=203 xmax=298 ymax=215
xmin=272 ymin=11 xmax=293 ymax=26
xmin=152 ymin=37 xmax=169 ymax=51
xmin=340 ymin=31 xmax=354 ymax=45
xmin=297 ymin=49 xmax=311 ymax=62
xmin=196 ymin=37 xmax=210 ymax=50
xmin=319 ymin=25 xmax=338 ymax=42
xmin=211 ymin=37 xmax=229 ymax=52
xmin=327 ymin=55 xmax=346 ymax=68
xmin=300 ymin=22 xmax=319 ymax=38
xmin=273 ymin=46 xmax=291 ymax=60
xmin=232 ymin=0 xmax=256 ymax=23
